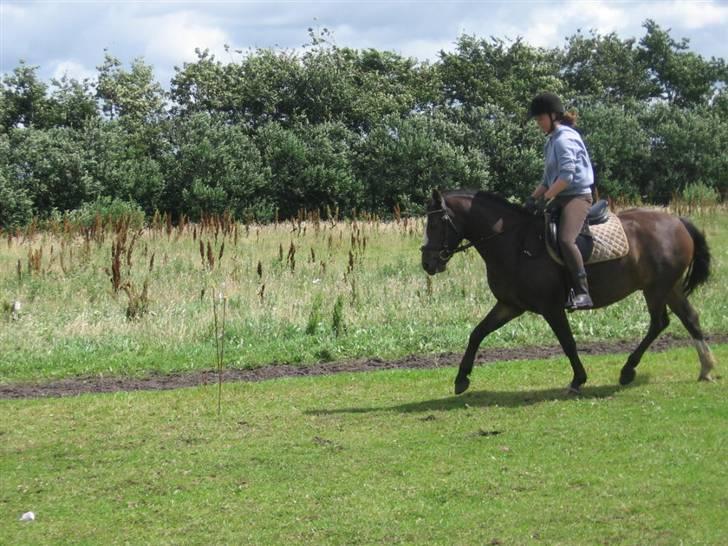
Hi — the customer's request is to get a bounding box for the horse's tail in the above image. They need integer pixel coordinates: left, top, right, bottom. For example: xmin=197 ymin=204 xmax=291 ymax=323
xmin=680 ymin=218 xmax=711 ymax=297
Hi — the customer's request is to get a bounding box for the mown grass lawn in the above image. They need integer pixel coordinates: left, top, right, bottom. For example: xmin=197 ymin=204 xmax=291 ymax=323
xmin=2 ymin=344 xmax=726 ymax=545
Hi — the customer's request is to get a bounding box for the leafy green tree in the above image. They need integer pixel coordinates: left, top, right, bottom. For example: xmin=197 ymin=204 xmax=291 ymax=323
xmin=638 ymin=20 xmax=728 ymax=107
xmin=170 ymin=48 xmax=233 ymax=118
xmin=561 ymin=30 xmax=655 ymax=102
xmin=353 ymin=111 xmax=490 ymax=214
xmin=578 ymin=101 xmax=651 ymax=201
xmin=641 ymin=104 xmax=728 ymax=201
xmin=47 ymin=75 xmax=99 ymax=129
xmin=1 ymin=62 xmax=52 ymax=130
xmin=7 ymin=127 xmax=97 ymax=214
xmin=0 ymin=135 xmax=33 ymax=228
xmin=446 ymin=105 xmax=543 ymax=199
xmin=297 ymin=44 xmax=430 ymax=131
xmin=256 ymin=120 xmax=362 ymax=217
xmin=96 ymin=53 xmax=166 ymax=124
xmin=1 ymin=21 xmax=726 ymax=227
xmin=163 ymin=112 xmax=271 ymax=220
xmin=438 ymin=35 xmax=562 ymax=113
xmin=172 ymin=47 xmax=302 ymax=127
xmin=81 ymin=121 xmax=166 ymax=215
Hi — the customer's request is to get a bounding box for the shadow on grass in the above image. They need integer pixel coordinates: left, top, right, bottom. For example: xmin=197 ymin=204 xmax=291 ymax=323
xmin=307 ymin=375 xmax=650 ymax=415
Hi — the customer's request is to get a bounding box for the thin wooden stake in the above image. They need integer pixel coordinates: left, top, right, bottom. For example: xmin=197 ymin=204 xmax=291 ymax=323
xmin=213 ymin=293 xmax=227 ymax=417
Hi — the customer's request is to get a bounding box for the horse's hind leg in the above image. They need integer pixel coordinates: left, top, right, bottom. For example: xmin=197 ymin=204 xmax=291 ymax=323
xmin=667 ymin=289 xmax=717 ymax=381
xmin=454 ymin=301 xmax=523 ymax=395
xmin=620 ymin=290 xmax=670 ymax=386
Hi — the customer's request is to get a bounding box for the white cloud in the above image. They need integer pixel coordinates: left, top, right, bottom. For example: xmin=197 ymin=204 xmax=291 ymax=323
xmin=0 ymin=2 xmax=26 ymax=19
xmin=398 ymin=38 xmax=457 ymax=62
xmin=139 ymin=10 xmax=233 ymax=65
xmin=522 ymin=21 xmax=563 ymax=49
xmin=51 ymin=59 xmax=96 ymax=82
xmin=566 ymin=0 xmax=626 ymax=34
xmin=645 ymin=0 xmax=728 ymax=29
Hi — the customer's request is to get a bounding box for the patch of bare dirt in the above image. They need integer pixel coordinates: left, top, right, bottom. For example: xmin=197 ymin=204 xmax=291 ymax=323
xmin=1 ymin=334 xmax=725 ymax=399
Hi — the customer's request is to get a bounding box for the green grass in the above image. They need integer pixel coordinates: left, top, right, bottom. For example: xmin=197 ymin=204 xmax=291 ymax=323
xmin=1 ymin=208 xmax=726 ymax=382
xmin=1 ymin=344 xmax=726 ymax=544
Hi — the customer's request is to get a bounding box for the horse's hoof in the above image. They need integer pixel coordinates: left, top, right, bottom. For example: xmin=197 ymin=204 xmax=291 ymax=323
xmin=620 ymin=367 xmax=636 ymax=386
xmin=565 ymin=385 xmax=581 ymax=395
xmin=698 ymin=374 xmax=715 ymax=382
xmin=454 ymin=378 xmax=470 ymax=395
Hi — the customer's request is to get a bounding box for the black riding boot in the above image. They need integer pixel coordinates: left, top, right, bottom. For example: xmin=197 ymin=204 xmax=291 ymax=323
xmin=566 ymin=270 xmax=593 ymax=311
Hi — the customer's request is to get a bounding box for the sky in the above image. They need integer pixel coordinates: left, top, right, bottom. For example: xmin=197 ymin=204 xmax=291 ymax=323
xmin=2 ymin=0 xmax=728 ymax=87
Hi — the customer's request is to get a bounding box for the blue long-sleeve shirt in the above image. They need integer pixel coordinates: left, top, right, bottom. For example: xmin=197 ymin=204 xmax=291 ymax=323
xmin=541 ymin=125 xmax=593 ymax=196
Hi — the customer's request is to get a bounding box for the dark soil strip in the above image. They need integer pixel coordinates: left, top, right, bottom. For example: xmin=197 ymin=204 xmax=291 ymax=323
xmin=2 ymin=334 xmax=725 ymax=400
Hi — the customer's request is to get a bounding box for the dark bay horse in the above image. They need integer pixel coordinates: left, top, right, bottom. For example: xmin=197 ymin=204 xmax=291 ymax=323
xmin=421 ymin=189 xmax=717 ymax=394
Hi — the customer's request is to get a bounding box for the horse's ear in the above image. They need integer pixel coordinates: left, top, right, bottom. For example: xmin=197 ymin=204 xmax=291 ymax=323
xmin=431 ymin=188 xmax=442 ymax=205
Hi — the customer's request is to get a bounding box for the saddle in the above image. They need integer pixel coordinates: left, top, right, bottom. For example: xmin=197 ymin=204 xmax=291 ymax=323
xmin=546 ymin=200 xmax=629 ymax=265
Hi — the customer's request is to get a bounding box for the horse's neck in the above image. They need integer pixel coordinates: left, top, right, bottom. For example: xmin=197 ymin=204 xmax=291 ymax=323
xmin=457 ymin=196 xmax=530 ymax=266
xmin=460 ymin=196 xmax=517 ymax=240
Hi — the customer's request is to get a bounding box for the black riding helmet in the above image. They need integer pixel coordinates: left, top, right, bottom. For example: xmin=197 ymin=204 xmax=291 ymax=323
xmin=528 ymin=93 xmax=564 ymax=118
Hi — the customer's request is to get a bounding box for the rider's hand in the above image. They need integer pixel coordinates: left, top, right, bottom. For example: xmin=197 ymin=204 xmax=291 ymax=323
xmin=523 ymin=196 xmax=540 ymax=214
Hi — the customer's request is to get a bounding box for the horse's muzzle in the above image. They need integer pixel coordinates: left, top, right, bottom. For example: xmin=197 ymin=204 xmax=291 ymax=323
xmin=421 ymin=250 xmax=448 ymax=275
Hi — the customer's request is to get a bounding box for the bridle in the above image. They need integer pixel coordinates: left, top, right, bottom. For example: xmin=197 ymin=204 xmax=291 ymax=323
xmin=420 ymin=207 xmax=506 ymax=262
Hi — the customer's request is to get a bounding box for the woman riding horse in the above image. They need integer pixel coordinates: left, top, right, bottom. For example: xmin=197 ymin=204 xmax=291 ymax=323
xmin=421 ymin=187 xmax=717 ymax=394
xmin=524 ymin=92 xmax=595 ymax=311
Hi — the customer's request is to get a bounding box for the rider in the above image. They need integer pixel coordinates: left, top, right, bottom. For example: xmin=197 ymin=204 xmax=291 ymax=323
xmin=525 ymin=92 xmax=594 ymax=310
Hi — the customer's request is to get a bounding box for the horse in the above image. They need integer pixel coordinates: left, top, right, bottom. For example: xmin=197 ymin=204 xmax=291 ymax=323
xmin=421 ymin=188 xmax=717 ymax=395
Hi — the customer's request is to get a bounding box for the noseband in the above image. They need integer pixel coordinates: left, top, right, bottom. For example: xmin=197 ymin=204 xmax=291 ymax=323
xmin=420 ymin=208 xmax=503 ymax=262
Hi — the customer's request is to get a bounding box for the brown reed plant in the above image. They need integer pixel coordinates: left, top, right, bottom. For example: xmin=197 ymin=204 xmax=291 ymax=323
xmin=206 ymin=241 xmax=215 ymax=269
xmin=126 ymin=229 xmax=140 ymax=268
xmin=107 ymin=233 xmax=125 ymax=294
xmin=287 ymin=241 xmax=296 ymax=272
xmin=346 ymin=249 xmax=355 ymax=275
xmin=122 ymin=279 xmax=150 ymax=320
xmin=27 ymin=247 xmax=42 ymax=275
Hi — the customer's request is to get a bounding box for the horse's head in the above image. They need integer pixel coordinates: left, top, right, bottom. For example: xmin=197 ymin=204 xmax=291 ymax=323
xmin=421 ymin=189 xmax=465 ymax=275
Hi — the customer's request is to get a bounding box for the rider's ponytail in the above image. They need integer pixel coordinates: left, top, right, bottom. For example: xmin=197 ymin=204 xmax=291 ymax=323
xmin=560 ymin=111 xmax=578 ymax=127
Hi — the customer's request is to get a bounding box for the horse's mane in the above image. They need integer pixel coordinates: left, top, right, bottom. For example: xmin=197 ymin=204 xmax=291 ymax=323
xmin=443 ymin=189 xmax=529 ymax=215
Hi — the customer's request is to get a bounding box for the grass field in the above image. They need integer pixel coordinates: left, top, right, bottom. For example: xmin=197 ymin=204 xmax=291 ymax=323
xmin=1 ymin=206 xmax=726 ymax=383
xmin=2 ymin=345 xmax=727 ymax=545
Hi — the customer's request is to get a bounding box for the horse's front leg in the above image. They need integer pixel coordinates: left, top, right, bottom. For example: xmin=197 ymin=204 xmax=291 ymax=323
xmin=543 ymin=309 xmax=587 ymax=393
xmin=455 ymin=302 xmax=523 ymax=394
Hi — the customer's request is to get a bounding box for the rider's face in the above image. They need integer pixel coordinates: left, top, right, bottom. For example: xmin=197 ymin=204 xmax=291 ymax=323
xmin=534 ymin=113 xmax=553 ymax=134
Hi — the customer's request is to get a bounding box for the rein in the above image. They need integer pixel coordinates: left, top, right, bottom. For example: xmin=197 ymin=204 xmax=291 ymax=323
xmin=421 ymin=208 xmax=508 ymax=262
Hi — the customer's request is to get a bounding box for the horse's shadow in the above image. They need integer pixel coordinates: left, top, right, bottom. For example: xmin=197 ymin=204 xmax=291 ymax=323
xmin=306 ymin=376 xmax=649 ymax=416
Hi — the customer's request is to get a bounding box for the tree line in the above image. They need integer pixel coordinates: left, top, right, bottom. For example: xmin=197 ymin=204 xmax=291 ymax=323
xmin=1 ymin=20 xmax=727 ymax=228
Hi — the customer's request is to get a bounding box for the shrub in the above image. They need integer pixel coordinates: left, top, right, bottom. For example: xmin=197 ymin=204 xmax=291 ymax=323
xmin=62 ymin=197 xmax=145 ymax=231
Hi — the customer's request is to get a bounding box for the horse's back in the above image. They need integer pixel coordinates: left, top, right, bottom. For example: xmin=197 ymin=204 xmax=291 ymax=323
xmin=616 ymin=207 xmax=695 ymax=278
xmin=584 ymin=208 xmax=694 ymax=306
